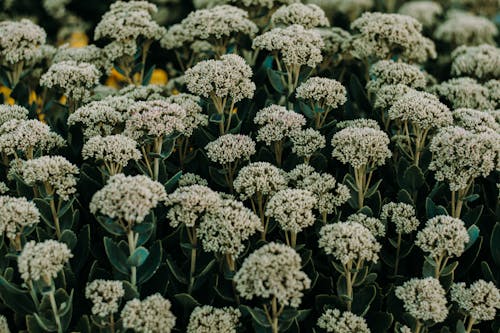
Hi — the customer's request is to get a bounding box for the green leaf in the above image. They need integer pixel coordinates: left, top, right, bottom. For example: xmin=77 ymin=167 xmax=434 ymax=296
xmin=174 ymin=293 xmax=200 ymax=313
xmin=397 ymin=189 xmax=414 ymax=205
xmin=33 ymin=198 xmax=54 ymax=229
xmin=425 ymin=197 xmax=448 ymax=219
xmin=0 ymin=275 xmax=36 ymax=314
xmin=122 ymin=280 xmax=140 ymax=300
xmin=480 ymin=261 xmax=497 ymax=284
xmin=97 ymin=216 xmax=126 ymax=236
xmin=103 ymin=237 xmax=130 ymax=275
xmin=267 ymin=68 xmax=285 ymax=94
xmin=402 ymin=165 xmax=425 ymax=191
xmin=209 ymin=113 xmax=224 ymax=124
xmin=352 ymin=285 xmax=376 ymax=316
xmin=137 ymin=241 xmax=162 ymax=285
xmin=462 ymin=205 xmax=483 ymax=226
xmin=142 ymin=65 xmax=156 ymax=85
xmin=71 ymin=225 xmax=90 ymax=274
xmin=57 ymin=198 xmax=75 ymax=218
xmin=490 ymin=223 xmax=500 ymax=266
xmin=440 ymin=261 xmax=459 ymax=276
xmin=465 ymin=225 xmax=480 ymax=251
xmin=127 ymin=247 xmax=150 ymax=267
xmin=365 ymin=312 xmax=393 ymax=333
xmin=365 ymin=179 xmax=382 ymax=199
xmin=60 ymin=229 xmax=77 ymax=250
xmin=462 ymin=194 xmax=479 ymax=202
xmin=166 ymin=257 xmax=188 ymax=284
xmin=240 ymin=305 xmax=271 ymax=328
xmin=164 ymin=171 xmax=182 ymax=193
xmin=456 ymin=320 xmax=466 ymax=333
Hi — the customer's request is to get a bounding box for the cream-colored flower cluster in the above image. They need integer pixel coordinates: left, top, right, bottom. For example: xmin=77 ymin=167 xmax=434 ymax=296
xmin=453 ymin=108 xmax=499 ymax=133
xmin=187 ymin=306 xmax=241 ymax=333
xmin=166 ymin=94 xmax=208 ymax=137
xmin=271 ymin=3 xmax=329 ymax=29
xmin=234 ymin=162 xmax=288 ymax=200
xmin=199 ymin=198 xmax=262 ymax=258
xmin=373 ymin=84 xmax=412 ymax=111
xmin=336 ymin=118 xmax=380 ymax=130
xmin=429 ymin=126 xmax=499 ymax=191
xmin=185 ymin=54 xmax=256 ymax=104
xmin=397 ymin=1 xmax=442 ymax=28
xmin=434 ymin=12 xmax=498 ymax=46
xmin=226 ymin=0 xmax=298 ymax=9
xmin=205 ymin=134 xmax=256 ymax=165
xmin=82 ymin=135 xmax=141 ymax=168
xmin=350 ymin=12 xmax=436 ymax=63
xmin=0 ymin=315 xmax=9 ymax=333
xmin=380 ymin=202 xmax=419 ymax=234
xmin=395 ymin=277 xmax=448 ymax=323
xmin=90 ymin=174 xmax=166 ymax=224
xmin=431 ymin=77 xmax=494 ymax=110
xmin=319 ymin=221 xmax=381 ymax=265
xmin=234 ymin=242 xmax=311 ymax=307
xmin=85 ymin=279 xmax=124 ymax=318
xmin=316 ymin=27 xmax=352 ymax=58
xmin=367 ymin=60 xmax=426 ymax=94
xmin=253 ymin=25 xmax=324 ymax=68
xmin=451 ymin=44 xmax=500 ymax=81
xmin=290 ymin=128 xmax=326 ymax=160
xmin=0 ymin=105 xmax=28 ymax=126
xmin=121 ymin=294 xmax=176 ymax=333
xmin=0 ymin=196 xmax=40 ymax=241
xmin=451 ymin=280 xmax=500 ymax=322
xmin=266 ymin=188 xmax=317 ymax=233
xmin=166 ymin=184 xmax=221 ymax=228
xmin=254 ymin=105 xmax=306 ymax=145
xmin=18 ymin=240 xmax=72 ymax=283
xmin=178 ymin=173 xmax=209 ymax=187
xmin=0 ymin=19 xmax=46 ymax=65
xmin=118 ymin=84 xmax=166 ymax=102
xmin=331 ymin=126 xmax=391 ymax=169
xmin=0 ymin=119 xmax=65 ymax=158
xmin=317 ymin=308 xmax=371 ymax=333
xmin=296 ymin=77 xmax=347 ymax=109
xmin=54 ymin=44 xmax=109 ymax=71
xmin=416 ymin=215 xmax=469 ymax=258
xmin=288 ymin=164 xmax=350 ymax=216
xmin=346 ymin=213 xmax=385 ymax=238
xmin=21 ymin=156 xmax=79 ymax=201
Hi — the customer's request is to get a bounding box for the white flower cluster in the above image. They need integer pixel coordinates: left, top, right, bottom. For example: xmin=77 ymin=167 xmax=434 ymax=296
xmin=185 ymin=54 xmax=256 ymax=104
xmin=350 ymin=12 xmax=436 ymax=63
xmin=271 ymin=3 xmax=329 ymax=29
xmin=389 ymin=89 xmax=452 ymax=129
xmin=40 ymin=60 xmax=100 ymax=102
xmin=296 ymin=77 xmax=347 ymax=109
xmin=0 ymin=105 xmax=28 ymax=126
xmin=397 ymin=1 xmax=442 ymax=28
xmin=254 ymin=105 xmax=306 ymax=145
xmin=0 ymin=182 xmax=8 ymax=194
xmin=317 ymin=309 xmax=370 ymax=333
xmin=287 ymin=164 xmax=350 ymax=216
xmin=0 ymin=19 xmax=46 ymax=64
xmin=166 ymin=184 xmax=221 ymax=228
xmin=346 ymin=213 xmax=385 ymax=237
xmin=90 ymin=174 xmax=167 ymax=224
xmin=380 ymin=202 xmax=419 ymax=234
xmin=82 ymin=135 xmax=141 ymax=168
xmin=453 ymin=108 xmax=500 ymax=133
xmin=0 ymin=119 xmax=65 ymax=158
xmin=178 ymin=173 xmax=209 ymax=187
xmin=367 ymin=60 xmax=426 ymax=94
xmin=54 ymin=44 xmax=109 ymax=71
xmin=205 ymin=134 xmax=256 ymax=165
xmin=317 ymin=27 xmax=352 ymax=58
xmin=395 ymin=277 xmax=448 ymax=323
xmin=415 ymin=215 xmax=469 ymax=258
xmin=431 ymin=77 xmax=494 ymax=110
xmin=121 ymin=294 xmax=176 ymax=333
xmin=166 ymin=94 xmax=208 ymax=137
xmin=124 ymin=100 xmax=186 ymax=140
xmin=373 ymin=84 xmax=412 ymax=111
xmin=21 ymin=156 xmax=79 ymax=201
xmin=429 ymin=126 xmax=499 ymax=191
xmin=161 ymin=5 xmax=257 ymax=49
xmin=0 ymin=196 xmax=40 ymax=241
xmin=331 ymin=126 xmax=392 ymax=169
xmin=451 ymin=44 xmax=500 ymax=81
xmin=118 ymin=84 xmax=166 ymax=102
xmin=187 ymin=306 xmax=241 ymax=333
xmin=18 ymin=240 xmax=72 ymax=283
xmin=336 ymin=118 xmax=380 ymax=130
xmin=68 ymin=98 xmax=131 ymax=139
xmin=290 ymin=128 xmax=326 ymax=160
xmin=234 ymin=162 xmax=288 ymax=200
xmin=266 ymin=188 xmax=317 ymax=233
xmin=95 ymin=1 xmax=166 ymax=58
xmin=199 ymin=198 xmax=262 ymax=258
xmin=225 ymin=0 xmax=299 ymax=9
xmin=85 ymin=279 xmax=125 ymax=317
xmin=253 ymin=25 xmax=324 ymax=68
xmin=319 ymin=221 xmax=381 ymax=265
xmin=234 ymin=242 xmax=311 ymax=307
xmin=451 ymin=280 xmax=500 ymax=322
xmin=0 ymin=315 xmax=9 ymax=333
xmin=434 ymin=12 xmax=498 ymax=46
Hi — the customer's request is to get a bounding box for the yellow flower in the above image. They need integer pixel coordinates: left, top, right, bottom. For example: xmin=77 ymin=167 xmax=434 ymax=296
xmin=67 ymin=31 xmax=89 ymax=48
xmin=0 ymin=85 xmax=15 ymax=105
xmin=150 ymin=69 xmax=168 ymax=85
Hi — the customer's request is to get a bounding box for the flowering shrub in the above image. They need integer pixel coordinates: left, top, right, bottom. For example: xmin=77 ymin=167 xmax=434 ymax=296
xmin=0 ymin=1 xmax=499 ymax=333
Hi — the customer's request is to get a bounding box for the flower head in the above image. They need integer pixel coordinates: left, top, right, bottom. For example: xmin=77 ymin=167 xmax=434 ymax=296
xmin=317 ymin=309 xmax=370 ymax=333
xmin=254 ymin=105 xmax=305 ymax=145
xmin=451 ymin=280 xmax=500 ymax=322
xmin=205 ymin=134 xmax=256 ymax=165
xmin=380 ymin=202 xmax=419 ymax=234
xmin=121 ymin=294 xmax=176 ymax=333
xmin=451 ymin=44 xmax=500 ymax=81
xmin=54 ymin=44 xmax=109 ymax=71
xmin=18 ymin=240 xmax=72 ymax=283
xmin=373 ymin=84 xmax=413 ymax=110
xmin=0 ymin=105 xmax=29 ymax=126
xmin=416 ymin=215 xmax=469 ymax=258
xmin=266 ymin=189 xmax=317 ymax=233
xmin=85 ymin=279 xmax=125 ymax=317
xmin=434 ymin=12 xmax=498 ymax=46
xmin=398 ymin=1 xmax=442 ymax=28
xmin=290 ymin=128 xmax=326 ymax=160
xmin=431 ymin=77 xmax=494 ymax=110
xmin=346 ymin=213 xmax=385 ymax=237
xmin=166 ymin=93 xmax=208 ymax=137
xmin=82 ymin=135 xmax=141 ymax=168
xmin=319 ymin=221 xmax=381 ymax=264
xmin=367 ymin=60 xmax=426 ymax=94
xmin=0 ymin=196 xmax=40 ymax=241
xmin=178 ymin=173 xmax=209 ymax=187
xmin=395 ymin=277 xmax=448 ymax=323
xmin=234 ymin=162 xmax=287 ymax=200
xmin=234 ymin=242 xmax=311 ymax=307
xmin=0 ymin=19 xmax=46 ymax=64
xmin=90 ymin=174 xmax=166 ymax=225
xmin=296 ymin=77 xmax=347 ymax=109
xmin=271 ymin=3 xmax=329 ymax=29
xmin=187 ymin=306 xmax=241 ymax=333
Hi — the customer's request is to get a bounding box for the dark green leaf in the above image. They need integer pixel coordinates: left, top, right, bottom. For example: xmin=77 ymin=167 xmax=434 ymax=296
xmin=137 ymin=241 xmax=162 ymax=285
xmin=103 ymin=237 xmax=130 ymax=275
xmin=127 ymin=247 xmax=150 ymax=267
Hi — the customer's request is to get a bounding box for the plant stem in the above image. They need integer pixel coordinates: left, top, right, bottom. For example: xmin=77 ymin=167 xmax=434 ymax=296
xmin=49 ymin=289 xmax=63 ymax=333
xmin=153 ymin=137 xmax=163 ymax=181
xmin=393 ymin=232 xmax=402 ymax=276
xmin=414 ymin=320 xmax=422 ymax=333
xmin=345 ymin=261 xmax=353 ymax=311
xmin=290 ymin=231 xmax=297 ymax=248
xmin=465 ymin=316 xmax=475 ymax=333
xmin=127 ymin=230 xmax=137 ymax=286
xmin=271 ymin=296 xmax=279 ymax=333
xmin=188 ymin=227 xmax=197 ymax=294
